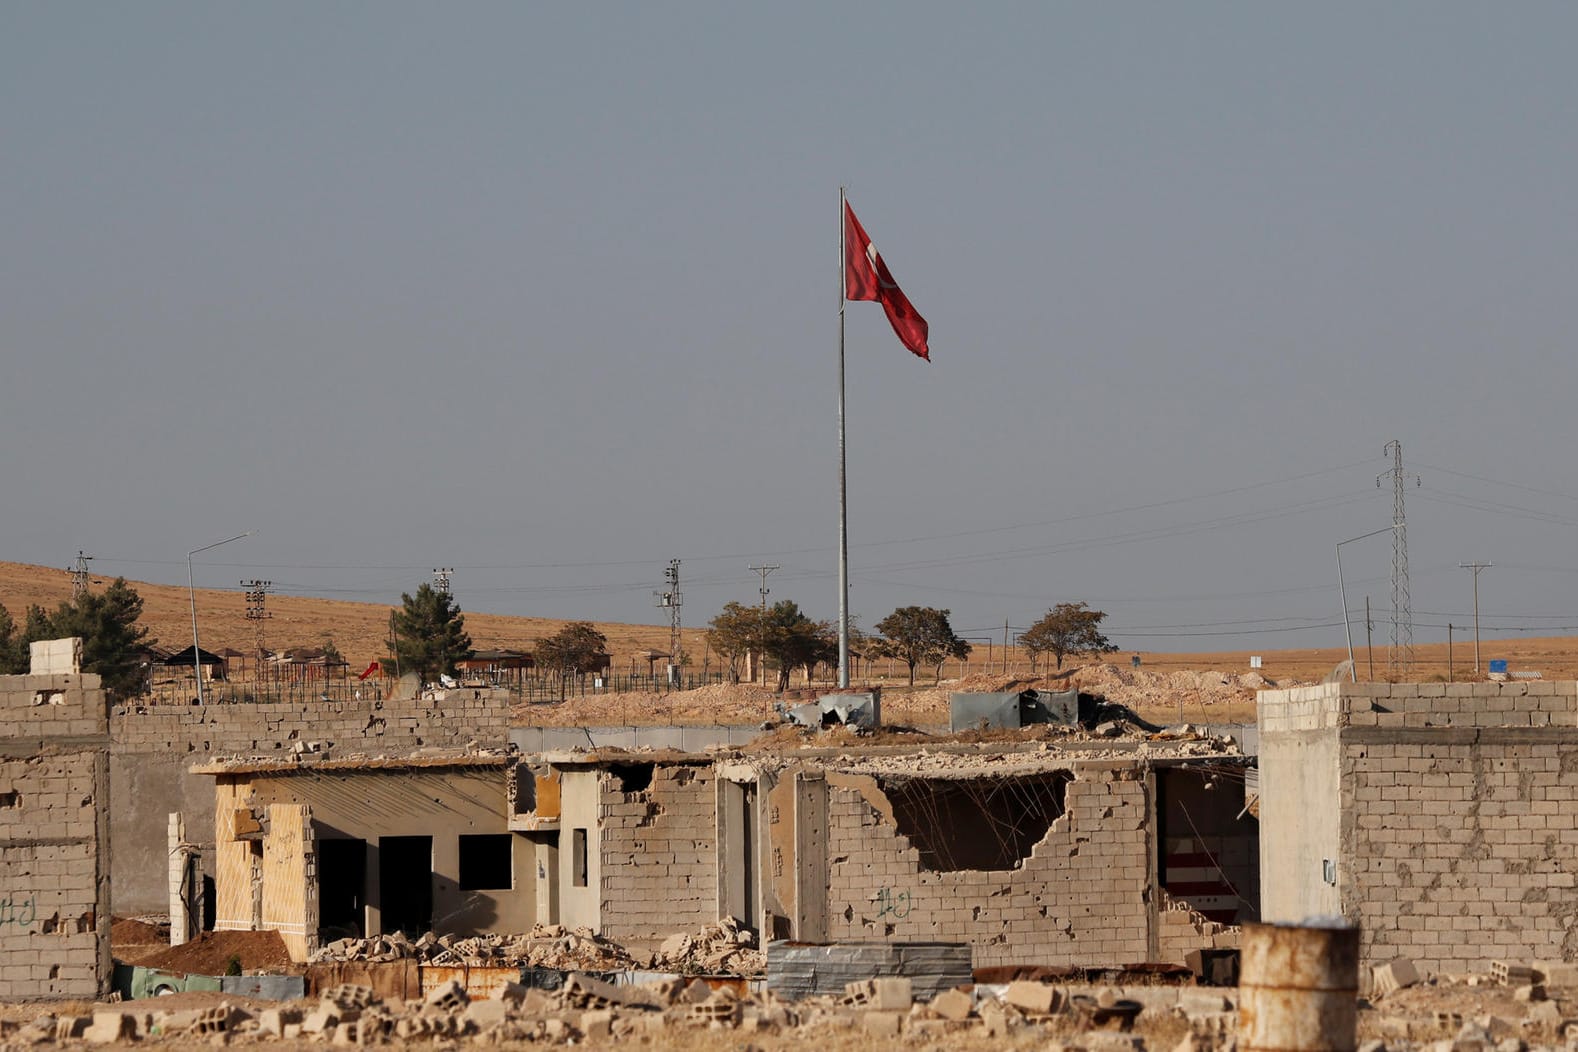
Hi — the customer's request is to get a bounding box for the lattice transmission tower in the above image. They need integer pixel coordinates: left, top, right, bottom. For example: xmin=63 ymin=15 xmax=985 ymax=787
xmin=1378 ymin=440 xmax=1420 ymax=678
xmin=68 ymin=551 xmax=94 ymax=600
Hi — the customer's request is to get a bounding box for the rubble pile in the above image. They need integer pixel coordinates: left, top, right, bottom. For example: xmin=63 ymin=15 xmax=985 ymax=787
xmin=648 ymin=917 xmax=764 ymax=976
xmin=309 ymin=925 xmax=639 ymax=972
xmin=15 ymin=975 xmax=1235 ymax=1048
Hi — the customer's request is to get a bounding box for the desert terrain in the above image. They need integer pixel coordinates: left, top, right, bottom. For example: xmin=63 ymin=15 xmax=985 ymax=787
xmin=4 ymin=558 xmax=1573 ymax=726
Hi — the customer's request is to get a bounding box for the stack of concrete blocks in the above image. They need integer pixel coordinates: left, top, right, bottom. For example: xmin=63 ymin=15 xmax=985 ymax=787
xmin=597 ymin=764 xmax=718 ymax=949
xmin=0 ymin=638 xmax=110 ymax=998
xmin=819 ymin=761 xmax=1153 ymax=968
xmin=109 ymin=689 xmax=513 ymax=917
xmin=1259 ymin=680 xmax=1578 ymax=977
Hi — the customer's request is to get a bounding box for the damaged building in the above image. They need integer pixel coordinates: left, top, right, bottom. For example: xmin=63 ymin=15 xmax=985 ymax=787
xmin=196 ymin=734 xmax=1258 ymax=969
xmin=507 ymin=737 xmax=1257 ymax=968
xmin=198 ymin=754 xmax=533 ymax=961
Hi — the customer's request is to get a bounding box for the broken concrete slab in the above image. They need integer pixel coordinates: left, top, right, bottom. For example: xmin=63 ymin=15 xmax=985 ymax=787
xmin=1372 ymin=958 xmax=1422 ymax=998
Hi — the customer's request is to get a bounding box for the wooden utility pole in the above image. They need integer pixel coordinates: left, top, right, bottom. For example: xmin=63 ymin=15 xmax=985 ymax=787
xmin=1448 ymin=624 xmax=1454 ymax=683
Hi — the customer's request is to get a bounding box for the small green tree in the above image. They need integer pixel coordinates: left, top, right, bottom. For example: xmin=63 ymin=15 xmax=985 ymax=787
xmin=27 ymin=578 xmax=152 ymax=699
xmin=873 ymin=606 xmax=972 ymax=686
xmin=0 ymin=603 xmax=26 ymax=675
xmin=391 ymin=584 xmax=473 ymax=684
xmin=533 ymin=622 xmax=609 ymax=678
xmin=1020 ymin=601 xmax=1117 ymax=671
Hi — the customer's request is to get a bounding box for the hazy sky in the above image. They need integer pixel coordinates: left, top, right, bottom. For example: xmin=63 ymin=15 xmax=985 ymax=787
xmin=6 ymin=4 xmax=1578 ymax=662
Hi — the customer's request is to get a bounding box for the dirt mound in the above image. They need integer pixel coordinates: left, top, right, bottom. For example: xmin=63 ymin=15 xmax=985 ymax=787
xmin=124 ymin=930 xmax=298 ymax=975
xmin=110 ymin=917 xmax=166 ymax=947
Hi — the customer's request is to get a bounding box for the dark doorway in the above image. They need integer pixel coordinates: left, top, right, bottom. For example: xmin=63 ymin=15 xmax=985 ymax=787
xmin=378 ymin=836 xmax=433 ymax=936
xmin=318 ymin=839 xmax=367 ymax=939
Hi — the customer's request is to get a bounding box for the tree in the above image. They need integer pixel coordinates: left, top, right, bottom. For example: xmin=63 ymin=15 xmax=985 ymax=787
xmin=0 ymin=603 xmax=26 ymax=675
xmin=1020 ymin=601 xmax=1117 ymax=671
xmin=533 ymin=622 xmax=609 ymax=678
xmin=707 ymin=602 xmax=765 ymax=683
xmin=391 ymin=584 xmax=472 ymax=684
xmin=28 ymin=578 xmax=152 ymax=699
xmin=751 ymin=601 xmax=835 ymax=691
xmin=873 ymin=606 xmax=971 ymax=686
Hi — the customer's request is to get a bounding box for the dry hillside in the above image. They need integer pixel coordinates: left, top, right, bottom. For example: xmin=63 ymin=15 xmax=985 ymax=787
xmin=2 ymin=560 xmax=1575 ymax=691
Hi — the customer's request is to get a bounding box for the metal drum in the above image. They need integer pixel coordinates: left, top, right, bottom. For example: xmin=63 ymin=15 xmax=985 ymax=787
xmin=1238 ymin=920 xmax=1359 ymax=1052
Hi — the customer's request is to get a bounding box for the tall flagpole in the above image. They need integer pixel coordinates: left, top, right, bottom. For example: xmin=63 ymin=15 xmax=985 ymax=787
xmin=837 ymin=187 xmax=851 ymax=688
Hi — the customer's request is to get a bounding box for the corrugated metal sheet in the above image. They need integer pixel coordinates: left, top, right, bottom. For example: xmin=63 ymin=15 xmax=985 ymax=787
xmin=766 ymin=941 xmax=972 ymax=1001
xmin=220 ymin=974 xmax=307 ymax=1000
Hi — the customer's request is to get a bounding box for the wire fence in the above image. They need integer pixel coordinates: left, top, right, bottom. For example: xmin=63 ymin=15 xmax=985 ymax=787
xmin=142 ymin=668 xmax=384 ymax=706
xmin=514 ymin=671 xmax=727 ymax=703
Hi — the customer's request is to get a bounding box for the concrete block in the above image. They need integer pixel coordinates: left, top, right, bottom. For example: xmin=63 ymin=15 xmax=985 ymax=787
xmin=872 ymin=977 xmax=913 ymax=1011
xmin=463 ymin=1000 xmax=508 ymax=1031
xmin=863 ymin=1010 xmax=903 ymax=1037
xmin=301 ymin=1008 xmax=341 ymax=1035
xmin=1522 ymin=1001 xmax=1561 ymax=1029
xmin=424 ymin=978 xmax=468 ymax=1010
xmin=1373 ymin=958 xmax=1422 ymax=997
xmin=581 ymin=1010 xmax=613 ymax=1040
xmin=929 ymin=988 xmax=973 ymax=1021
xmin=82 ymin=1013 xmax=134 ymax=1044
xmin=1003 ymin=980 xmax=1060 ymax=1015
xmin=1534 ymin=961 xmax=1578 ymax=988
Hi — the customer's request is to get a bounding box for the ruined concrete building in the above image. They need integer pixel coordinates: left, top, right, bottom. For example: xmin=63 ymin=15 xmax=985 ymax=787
xmin=0 ymin=641 xmax=112 ymax=999
xmin=198 ymin=734 xmax=1258 ymax=968
xmin=510 ymin=741 xmax=1255 ymax=968
xmin=1259 ymin=679 xmax=1578 ymax=976
xmin=197 ymin=755 xmax=527 ymax=961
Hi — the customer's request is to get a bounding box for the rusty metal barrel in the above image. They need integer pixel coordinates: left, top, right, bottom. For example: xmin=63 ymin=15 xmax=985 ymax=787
xmin=1238 ymin=920 xmax=1359 ymax=1052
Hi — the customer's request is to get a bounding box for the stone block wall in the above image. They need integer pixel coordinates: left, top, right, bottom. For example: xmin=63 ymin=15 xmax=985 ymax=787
xmin=0 ymin=673 xmax=111 ymax=999
xmin=597 ymin=763 xmax=717 ymax=948
xmin=821 ymin=763 xmax=1154 ymax=968
xmin=1260 ymin=680 xmax=1578 ymax=976
xmin=111 ymin=691 xmax=513 ymax=915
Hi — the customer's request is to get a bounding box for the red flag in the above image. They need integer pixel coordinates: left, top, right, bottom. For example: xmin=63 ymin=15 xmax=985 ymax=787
xmin=843 ymin=201 xmax=930 ymax=361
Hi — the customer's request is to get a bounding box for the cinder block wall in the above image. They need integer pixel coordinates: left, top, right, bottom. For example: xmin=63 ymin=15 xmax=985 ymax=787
xmin=597 ymin=764 xmax=717 ymax=948
xmin=1260 ymin=681 xmax=1578 ymax=975
xmin=111 ymin=692 xmax=512 ymax=915
xmin=821 ymin=762 xmax=1154 ymax=968
xmin=0 ymin=673 xmax=111 ymax=1000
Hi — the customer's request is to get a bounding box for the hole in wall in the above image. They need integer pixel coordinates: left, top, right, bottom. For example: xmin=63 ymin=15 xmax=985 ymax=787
xmin=875 ymin=772 xmax=1071 ymax=872
xmin=610 ymin=764 xmax=654 ymax=793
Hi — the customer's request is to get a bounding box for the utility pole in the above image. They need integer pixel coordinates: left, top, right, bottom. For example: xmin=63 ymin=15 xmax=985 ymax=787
xmin=68 ymin=551 xmax=94 ymax=600
xmin=1447 ymin=624 xmax=1454 ymax=682
xmin=1459 ymin=562 xmax=1492 ymax=673
xmin=1365 ymin=597 xmax=1374 ymax=682
xmin=654 ymin=560 xmax=682 ymax=686
xmin=1378 ymin=441 xmax=1420 ymax=678
xmin=432 ymin=567 xmax=454 ymax=596
xmin=748 ymin=564 xmax=779 ymax=612
xmin=241 ymin=579 xmax=272 ymax=655
xmin=1003 ymin=619 xmax=1010 ymax=676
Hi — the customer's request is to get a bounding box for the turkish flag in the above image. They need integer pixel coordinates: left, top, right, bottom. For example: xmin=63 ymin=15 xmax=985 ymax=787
xmin=844 ymin=201 xmax=930 ymax=361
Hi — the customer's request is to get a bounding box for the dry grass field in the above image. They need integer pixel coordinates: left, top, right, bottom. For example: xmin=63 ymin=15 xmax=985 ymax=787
xmin=2 ymin=559 xmax=1574 ymax=689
